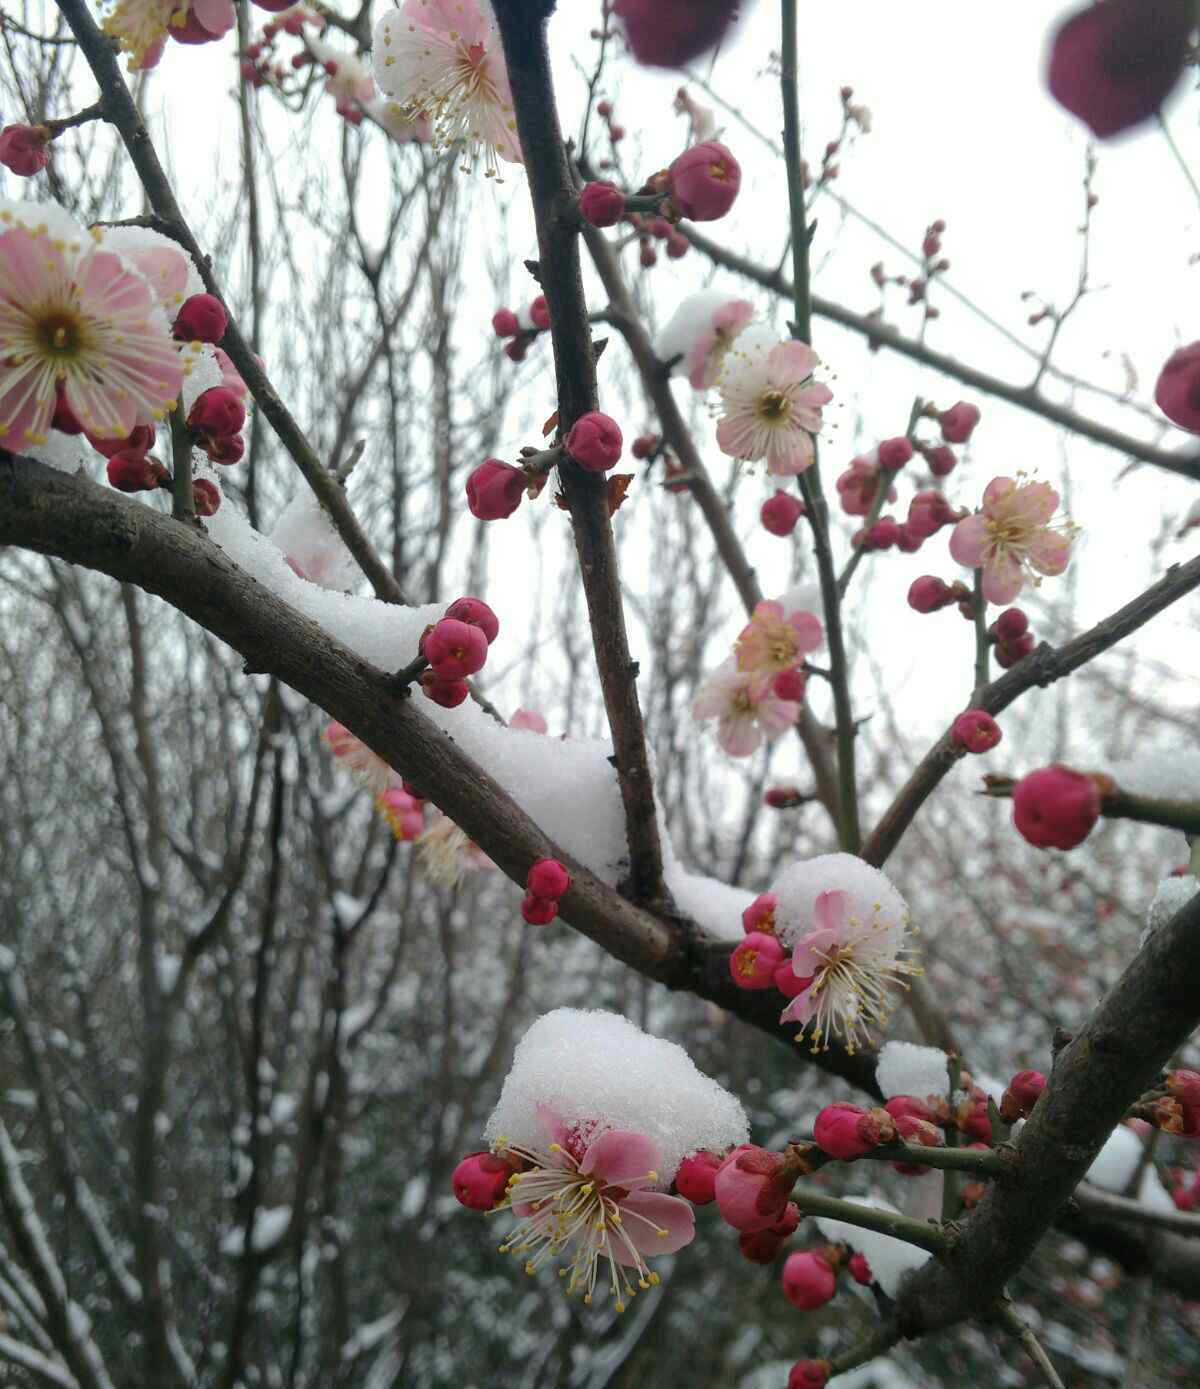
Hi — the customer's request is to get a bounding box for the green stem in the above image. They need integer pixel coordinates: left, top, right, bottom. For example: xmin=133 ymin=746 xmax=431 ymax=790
xmin=858 ymin=1142 xmax=1006 ymax=1176
xmin=828 ymin=1322 xmax=903 ymax=1377
xmin=168 ymin=407 xmax=194 ymax=524
xmin=972 ymin=569 xmax=990 ymax=700
xmin=790 ymin=1185 xmax=947 ymax=1252
xmin=993 ymin=1300 xmax=1066 ymax=1389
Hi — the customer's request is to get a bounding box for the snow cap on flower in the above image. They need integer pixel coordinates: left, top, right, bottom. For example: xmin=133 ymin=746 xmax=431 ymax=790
xmin=101 ymin=224 xmax=204 ymax=308
xmin=654 ymin=292 xmax=756 ymax=391
xmin=270 ymin=491 xmax=360 ymax=591
xmin=814 ymin=1196 xmax=931 ymax=1298
xmin=373 ymin=0 xmax=521 ymax=176
xmin=716 ymin=338 xmax=833 ymax=476
xmin=950 ymin=475 xmax=1076 ymax=606
xmin=875 ymin=1041 xmax=950 ymax=1101
xmin=484 ymin=1009 xmax=748 ymax=1186
xmin=773 ymin=853 xmax=909 ymax=951
xmin=0 ymin=200 xmax=185 ymax=450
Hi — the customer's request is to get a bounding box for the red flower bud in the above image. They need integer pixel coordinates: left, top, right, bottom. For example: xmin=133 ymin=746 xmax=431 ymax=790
xmin=1012 ymin=764 xmax=1101 ymax=850
xmin=88 ymin=423 xmax=156 ymax=458
xmin=1047 ymin=0 xmax=1191 ymax=140
xmin=188 ymin=386 xmax=246 ymax=440
xmin=937 ymin=401 xmax=981 ymax=444
xmin=666 ymin=233 xmax=689 ymax=259
xmin=1155 ymin=342 xmax=1200 ymax=433
xmin=422 ymin=618 xmax=488 ymax=680
xmin=668 ymin=141 xmax=741 ymax=221
xmin=714 ymin=1145 xmax=789 ymax=1231
xmin=492 ymin=308 xmax=519 ymax=338
xmin=741 ymin=892 xmax=777 ymax=935
xmin=251 ymin=0 xmax=296 ymax=10
xmin=995 ymin=632 xmax=1036 ymax=668
xmin=612 ymin=0 xmax=744 ymax=69
xmin=772 ymin=668 xmax=808 ymax=703
xmin=444 ymin=596 xmax=499 ymax=644
xmin=631 ymin=434 xmax=660 ymax=459
xmin=191 ymin=478 xmax=221 ymax=516
xmin=0 ymin=123 xmax=50 ymax=177
xmin=579 ymin=180 xmax=627 ymax=227
xmin=878 ymin=436 xmax=914 ymax=469
xmin=529 ymin=295 xmax=551 ymax=331
xmin=526 ymin=857 xmax=571 ymax=900
xmin=521 ymin=893 xmax=559 ymax=925
xmin=781 ymin=1250 xmax=838 ymax=1310
xmin=173 ymin=293 xmax=229 ymax=344
xmin=848 ymin=1253 xmax=873 ymax=1286
xmin=813 ymin=1103 xmax=895 ymax=1160
xmin=764 ymin=786 xmax=802 ymax=809
xmin=907 ymin=575 xmax=953 ymax=614
xmin=107 ymin=451 xmax=168 ymax=492
xmin=1000 ymin=1069 xmax=1046 ymax=1122
xmin=991 ymin=607 xmax=1029 ymax=642
xmin=452 ymin=1151 xmax=512 ymax=1210
xmin=729 ymin=932 xmax=784 ymax=990
xmin=952 ymin=708 xmax=1002 ymax=754
xmin=418 ymin=670 xmax=470 ymax=708
xmin=924 ymin=444 xmax=957 ymax=477
xmin=761 ymin=489 xmax=805 ymax=536
xmin=738 ymin=1227 xmax=786 ymax=1264
xmin=566 ymin=411 xmax=623 ymax=471
xmin=674 ymin=1151 xmax=722 ymax=1204
xmin=205 ymin=433 xmax=245 ymax=465
xmin=466 ymin=459 xmax=525 ymax=520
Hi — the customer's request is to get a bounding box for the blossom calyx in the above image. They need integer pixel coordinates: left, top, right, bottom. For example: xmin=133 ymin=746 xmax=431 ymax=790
xmin=579 ymin=180 xmax=627 ymax=227
xmin=781 ymin=1250 xmax=838 ymax=1311
xmin=1012 ymin=764 xmax=1101 ymax=850
xmin=526 ymin=857 xmax=571 ymax=901
xmin=566 ymin=411 xmax=623 ymax=471
xmin=452 ymin=1151 xmax=514 ymax=1210
xmin=952 ymin=709 xmax=1002 ymax=754
xmin=813 ymin=1102 xmax=896 ymax=1160
xmin=173 ymin=293 xmax=229 ymax=344
xmin=668 ymin=141 xmax=741 ymax=221
xmin=1000 ymin=1069 xmax=1046 ymax=1122
xmin=466 ymin=459 xmax=525 ymax=520
xmin=0 ymin=123 xmax=50 ymax=177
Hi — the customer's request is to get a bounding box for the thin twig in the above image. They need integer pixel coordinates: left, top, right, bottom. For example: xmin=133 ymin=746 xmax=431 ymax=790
xmin=994 ymin=1300 xmax=1066 ymax=1389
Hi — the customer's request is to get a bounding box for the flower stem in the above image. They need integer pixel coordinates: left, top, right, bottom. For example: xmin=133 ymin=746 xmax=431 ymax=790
xmin=789 ymin=1184 xmax=947 ymax=1252
xmin=972 ymin=569 xmax=990 ymax=701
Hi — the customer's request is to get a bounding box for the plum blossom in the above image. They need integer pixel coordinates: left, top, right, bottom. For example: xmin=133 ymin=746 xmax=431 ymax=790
xmin=949 ymin=475 xmax=1077 ymax=605
xmin=322 ymin=720 xmax=398 ymax=795
xmin=492 ymin=1115 xmax=694 ymax=1310
xmin=716 ymin=339 xmax=833 ymax=476
xmin=307 ymin=36 xmax=376 ymax=115
xmin=102 ymin=0 xmax=235 ymax=70
xmin=0 ymin=201 xmax=186 ymax=450
xmin=691 ymin=657 xmax=799 ymax=757
xmin=100 ymin=225 xmax=203 ymax=311
xmin=417 ymin=811 xmax=492 ymax=886
xmin=654 ymin=290 xmax=754 ymax=390
xmin=780 ymin=888 xmax=919 ymax=1053
xmin=372 ymin=0 xmax=522 ymax=176
xmin=734 ymin=599 xmax=823 ymax=693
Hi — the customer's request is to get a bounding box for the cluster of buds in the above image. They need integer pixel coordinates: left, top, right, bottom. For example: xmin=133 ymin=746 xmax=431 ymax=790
xmin=0 ymin=123 xmax=50 ymax=177
xmin=492 ymin=296 xmax=551 ymax=362
xmin=729 ymin=893 xmax=808 ymax=997
xmin=240 ymin=5 xmax=326 ymax=91
xmin=1011 ymin=764 xmax=1103 ymax=851
xmin=988 ymin=606 xmax=1036 ymax=668
xmin=187 ymin=386 xmax=247 ymax=465
xmin=907 ymin=574 xmax=971 ymax=614
xmin=411 ymin=596 xmax=499 ymax=708
xmin=521 ymin=857 xmax=572 ymax=925
xmin=377 ymin=783 xmax=426 ymax=842
xmin=870 ymin=219 xmax=949 ymax=322
xmin=836 ymin=455 xmax=898 ymax=518
xmin=1136 ymin=1069 xmax=1200 ymax=1137
xmin=593 ymin=96 xmax=626 ymax=154
xmin=629 ymin=211 xmax=689 ymax=268
xmin=466 ymin=410 xmax=625 ymax=520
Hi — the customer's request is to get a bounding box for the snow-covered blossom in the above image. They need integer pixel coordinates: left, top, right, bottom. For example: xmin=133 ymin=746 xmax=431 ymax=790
xmin=100 ymin=225 xmax=204 ymax=311
xmin=322 ymin=720 xmax=398 ymax=795
xmin=372 ymin=0 xmax=521 ymax=176
xmin=308 ymin=35 xmax=376 ymax=113
xmin=734 ymin=599 xmax=823 ymax=692
xmin=949 ymin=475 xmax=1077 ymax=605
xmin=691 ymin=656 xmax=799 ymax=757
xmin=270 ymin=492 xmax=360 ymax=591
xmin=655 ymin=290 xmax=754 ymax=390
xmin=875 ymin=1042 xmax=950 ymax=1101
xmin=0 ymin=201 xmax=186 ymax=450
xmin=716 ymin=339 xmax=833 ymax=476
xmin=492 ymin=1116 xmax=694 ymax=1310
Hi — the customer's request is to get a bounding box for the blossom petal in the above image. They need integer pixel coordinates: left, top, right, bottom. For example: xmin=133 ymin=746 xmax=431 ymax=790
xmin=981 ymin=476 xmax=1017 ymax=510
xmin=780 ymin=989 xmax=816 ymax=1026
xmin=718 ymin=713 xmax=762 ymax=757
xmin=811 ymin=889 xmax=850 ymax=935
xmin=767 ymin=339 xmax=819 ymax=383
xmin=792 ymin=926 xmax=839 ymax=978
xmin=787 ymin=610 xmax=824 ymax=654
xmin=949 ymin=513 xmax=988 ymax=568
xmin=615 ymin=1191 xmax=695 ymax=1259
xmin=981 ymin=553 xmax=1024 ymax=605
xmin=580 ymin=1129 xmax=663 ymax=1185
xmin=1026 ymin=528 xmax=1072 ymax=576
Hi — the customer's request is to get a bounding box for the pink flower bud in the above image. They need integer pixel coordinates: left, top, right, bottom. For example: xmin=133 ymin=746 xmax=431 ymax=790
xmin=884 ymin=1095 xmax=938 ymax=1125
xmin=772 ymin=1202 xmax=801 ymax=1238
xmin=418 ymin=670 xmax=470 ymax=708
xmin=0 ymin=123 xmax=49 ymax=177
xmin=738 ymin=1227 xmax=785 ymax=1264
xmin=613 ymin=0 xmax=744 ymax=69
xmin=761 ymin=489 xmax=805 ymax=536
xmin=892 ymin=1113 xmax=945 ymax=1163
xmin=895 ymin=524 xmax=923 ymax=553
xmin=206 ymin=433 xmax=245 ymax=465
xmin=729 ymin=932 xmax=784 ymax=990
xmin=466 ymin=459 xmax=525 ymax=520
xmin=192 ymin=478 xmax=221 ymax=516
xmin=788 ymin=1362 xmax=831 ymax=1389
xmin=1155 ymin=342 xmax=1200 ymax=433
xmin=714 ymin=1145 xmax=789 ymax=1231
xmin=907 ymin=575 xmax=953 ymax=614
xmin=991 ymin=607 xmax=1029 ymax=642
xmin=813 ymin=1103 xmax=895 ymax=1160
xmin=452 ymin=1151 xmax=512 ymax=1210
xmin=848 ymin=1253 xmax=873 ymax=1286
xmin=422 ymin=618 xmax=488 ymax=680
xmin=952 ymin=709 xmax=1002 ymax=754
xmin=764 ymin=786 xmax=801 ymax=809
xmin=579 ymin=180 xmax=627 ymax=227
xmin=666 ymin=233 xmax=689 ymax=259
xmin=1012 ymin=764 xmax=1101 ymax=850
xmin=1000 ymin=1069 xmax=1046 ymax=1121
xmin=907 ymin=488 xmax=960 ymax=537
xmin=781 ymin=1250 xmax=837 ymax=1311
xmin=957 ymin=1095 xmax=993 ymax=1144
xmin=566 ymin=411 xmax=623 ymax=471
xmin=529 ymin=295 xmax=551 ymax=330
xmin=878 ymin=436 xmax=914 ymax=469
xmin=188 ymin=386 xmax=246 ymax=440
xmin=995 ymin=632 xmax=1036 ymax=668
xmin=173 ymin=293 xmax=229 ymax=344
xmin=608 ymin=124 xmax=626 ymax=142
xmin=88 ymin=423 xmax=156 ymax=458
xmin=741 ymin=892 xmax=777 ymax=935
xmin=668 ymin=141 xmax=741 ymax=221
xmin=858 ymin=517 xmax=901 ymax=551
xmin=510 ymin=708 xmax=548 ymax=734
xmin=1047 ymin=0 xmax=1191 ymax=140
xmin=521 ymin=893 xmax=559 ymax=925
xmin=107 ymin=451 xmax=169 ymax=492
xmin=444 ymin=596 xmax=499 ymax=644
xmin=378 ymin=787 xmax=425 ymax=842
xmin=772 ymin=668 xmax=808 ymax=703
xmin=925 ymin=444 xmax=957 ymax=477
xmin=773 ymin=962 xmax=813 ymax=999
xmin=597 ymin=100 xmax=612 ymax=118
xmin=527 ymin=857 xmax=571 ymax=900
xmin=674 ymin=1151 xmax=722 ymax=1204
xmin=937 ymin=401 xmax=981 ymax=445
xmin=631 ymin=434 xmax=660 ymax=460
xmin=647 ymin=217 xmax=673 ymax=240
xmin=492 ymin=308 xmax=519 ymax=338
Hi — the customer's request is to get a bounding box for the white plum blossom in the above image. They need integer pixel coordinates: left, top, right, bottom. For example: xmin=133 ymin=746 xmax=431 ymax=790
xmin=716 ymin=338 xmax=833 ymax=476
xmin=691 ymin=656 xmax=800 ymax=758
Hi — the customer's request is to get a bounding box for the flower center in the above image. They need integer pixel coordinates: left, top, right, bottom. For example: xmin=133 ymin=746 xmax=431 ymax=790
xmin=757 ymin=388 xmax=792 ymax=422
xmin=35 ymin=310 xmax=87 ymax=361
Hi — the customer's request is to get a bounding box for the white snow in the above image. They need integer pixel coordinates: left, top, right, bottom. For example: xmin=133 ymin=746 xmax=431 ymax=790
xmin=875 ymin=1042 xmax=949 ymax=1100
xmin=1106 ymin=751 xmax=1200 ymax=806
xmin=1143 ymin=875 xmax=1198 ymax=945
xmin=654 ymin=290 xmax=735 ymax=374
xmin=814 ymin=1195 xmax=932 ymax=1299
xmin=773 ymin=852 xmax=910 ymax=949
xmin=1086 ymin=1125 xmax=1142 ymax=1193
xmin=483 ymin=1009 xmax=748 ymax=1183
xmin=220 ymin=1205 xmax=291 ymax=1256
xmin=268 ymin=490 xmax=361 ymax=593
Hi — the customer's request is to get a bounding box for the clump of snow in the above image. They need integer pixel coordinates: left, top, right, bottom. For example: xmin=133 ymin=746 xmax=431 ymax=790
xmin=1086 ymin=1125 xmax=1142 ymax=1193
xmin=483 ymin=1009 xmax=748 ymax=1184
xmin=181 ymin=344 xmax=223 ymax=412
xmin=1107 ymin=751 xmax=1200 ymax=806
xmin=220 ymin=1205 xmax=290 ymax=1256
xmin=655 ymin=290 xmax=735 ymax=371
xmin=876 ymin=1042 xmax=949 ymax=1100
xmin=667 ymin=869 xmax=755 ymax=943
xmin=814 ymin=1194 xmax=931 ymax=1298
xmin=1142 ymin=875 xmax=1198 ymax=946
xmin=268 ymin=491 xmax=361 ymax=593
xmin=102 ymin=224 xmax=205 ymax=301
xmin=773 ymin=852 xmax=910 ymax=950
xmin=26 ymin=430 xmax=94 ymax=474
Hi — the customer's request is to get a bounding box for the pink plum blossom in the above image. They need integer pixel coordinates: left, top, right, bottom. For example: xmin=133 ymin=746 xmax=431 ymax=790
xmin=103 ymin=0 xmax=234 ymax=69
xmin=684 ymin=298 xmax=754 ymax=389
xmin=716 ymin=340 xmax=833 ymax=476
xmin=0 ymin=201 xmax=185 ymax=450
xmin=949 ymin=476 xmax=1077 ymax=605
xmin=691 ymin=657 xmax=800 ymax=758
xmin=322 ymin=720 xmax=399 ymax=795
xmin=377 ymin=787 xmax=425 ymax=842
xmin=373 ymin=0 xmax=522 ymax=176
xmin=493 ymin=1117 xmax=694 ymax=1309
xmin=780 ymin=889 xmax=919 ymax=1053
xmin=417 ymin=811 xmax=492 ymax=886
xmin=734 ymin=599 xmax=823 ymax=693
